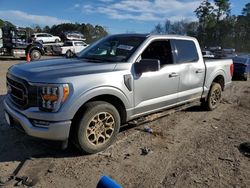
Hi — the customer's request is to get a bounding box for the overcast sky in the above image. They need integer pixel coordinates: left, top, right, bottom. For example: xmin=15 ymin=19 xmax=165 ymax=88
xmin=0 ymin=0 xmax=249 ymax=33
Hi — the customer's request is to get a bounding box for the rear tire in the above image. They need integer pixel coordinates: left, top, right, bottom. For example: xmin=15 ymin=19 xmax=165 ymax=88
xmin=72 ymin=101 xmax=120 ymax=154
xmin=202 ymin=83 xmax=222 ymax=111
xmin=243 ymin=73 xmax=248 ymax=81
xmin=66 ymin=50 xmax=73 ymax=58
xmin=30 ymin=49 xmax=41 ymax=61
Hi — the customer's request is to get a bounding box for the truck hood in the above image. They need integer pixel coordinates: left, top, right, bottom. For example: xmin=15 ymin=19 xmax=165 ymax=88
xmin=9 ymin=58 xmax=117 ymax=82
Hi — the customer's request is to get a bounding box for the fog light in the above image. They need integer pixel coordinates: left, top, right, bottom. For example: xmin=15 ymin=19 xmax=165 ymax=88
xmin=32 ymin=120 xmax=50 ymax=128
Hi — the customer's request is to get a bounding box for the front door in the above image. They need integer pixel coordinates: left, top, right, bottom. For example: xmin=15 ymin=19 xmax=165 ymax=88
xmin=133 ymin=40 xmax=180 ymax=115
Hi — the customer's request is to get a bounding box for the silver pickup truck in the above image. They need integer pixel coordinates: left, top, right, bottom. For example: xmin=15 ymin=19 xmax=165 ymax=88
xmin=4 ymin=34 xmax=233 ymax=153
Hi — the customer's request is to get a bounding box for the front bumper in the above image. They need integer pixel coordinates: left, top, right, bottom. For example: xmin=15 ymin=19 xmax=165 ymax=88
xmin=4 ymin=98 xmax=71 ymax=141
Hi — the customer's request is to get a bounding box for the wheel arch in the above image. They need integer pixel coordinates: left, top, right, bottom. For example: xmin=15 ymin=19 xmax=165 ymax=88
xmin=69 ymin=87 xmax=131 ymax=126
xmin=206 ymin=69 xmax=226 ymax=91
xmin=212 ymin=75 xmax=225 ymax=91
xmin=202 ymin=71 xmax=226 ymax=102
xmin=82 ymin=94 xmax=127 ymax=124
xmin=70 ymin=94 xmax=128 ymax=141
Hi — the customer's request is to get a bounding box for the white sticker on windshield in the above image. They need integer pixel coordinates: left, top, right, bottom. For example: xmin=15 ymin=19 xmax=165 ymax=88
xmin=117 ymin=44 xmax=134 ymax=51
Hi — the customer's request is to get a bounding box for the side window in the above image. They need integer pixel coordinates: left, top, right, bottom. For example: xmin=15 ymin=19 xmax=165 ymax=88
xmin=39 ymin=34 xmax=47 ymax=37
xmin=75 ymin=42 xmax=84 ymax=46
xmin=141 ymin=40 xmax=173 ymax=67
xmin=173 ymin=39 xmax=199 ymax=63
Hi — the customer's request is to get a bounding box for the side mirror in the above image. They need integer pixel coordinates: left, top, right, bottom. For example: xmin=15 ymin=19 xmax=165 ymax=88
xmin=134 ymin=59 xmax=160 ymax=74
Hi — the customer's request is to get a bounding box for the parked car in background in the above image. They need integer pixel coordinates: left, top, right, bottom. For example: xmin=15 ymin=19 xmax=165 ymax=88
xmin=233 ymin=55 xmax=250 ymax=81
xmin=202 ymin=50 xmax=215 ymax=58
xmin=31 ymin=33 xmax=61 ymax=43
xmin=60 ymin=31 xmax=86 ymax=41
xmin=53 ymin=40 xmax=88 ymax=57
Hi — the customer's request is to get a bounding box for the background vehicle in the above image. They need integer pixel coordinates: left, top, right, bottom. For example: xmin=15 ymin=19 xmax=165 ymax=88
xmin=53 ymin=40 xmax=88 ymax=57
xmin=202 ymin=50 xmax=215 ymax=58
xmin=60 ymin=31 xmax=86 ymax=41
xmin=0 ymin=26 xmax=45 ymax=60
xmin=233 ymin=55 xmax=250 ymax=81
xmin=31 ymin=33 xmax=61 ymax=43
xmin=4 ymin=34 xmax=233 ymax=154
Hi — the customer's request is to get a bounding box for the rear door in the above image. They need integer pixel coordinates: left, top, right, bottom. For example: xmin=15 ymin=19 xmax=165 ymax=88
xmin=172 ymin=39 xmax=205 ymax=103
xmin=74 ymin=42 xmax=85 ymax=53
xmin=45 ymin=34 xmax=53 ymax=43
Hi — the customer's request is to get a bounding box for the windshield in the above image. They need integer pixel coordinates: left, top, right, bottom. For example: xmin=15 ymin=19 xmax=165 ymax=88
xmin=77 ymin=35 xmax=146 ymax=62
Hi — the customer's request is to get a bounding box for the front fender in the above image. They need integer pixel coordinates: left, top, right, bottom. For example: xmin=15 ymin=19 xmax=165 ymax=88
xmin=67 ymin=86 xmax=132 ymax=119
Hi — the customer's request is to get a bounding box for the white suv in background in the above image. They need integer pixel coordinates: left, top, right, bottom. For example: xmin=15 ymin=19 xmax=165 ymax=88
xmin=31 ymin=33 xmax=61 ymax=43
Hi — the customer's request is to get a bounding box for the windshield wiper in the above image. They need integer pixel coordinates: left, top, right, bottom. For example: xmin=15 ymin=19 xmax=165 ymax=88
xmin=80 ymin=56 xmax=116 ymax=63
xmin=80 ymin=57 xmax=103 ymax=63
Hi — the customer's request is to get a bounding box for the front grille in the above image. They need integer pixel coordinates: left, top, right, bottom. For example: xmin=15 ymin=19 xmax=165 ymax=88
xmin=7 ymin=75 xmax=28 ymax=107
xmin=7 ymin=74 xmax=38 ymax=109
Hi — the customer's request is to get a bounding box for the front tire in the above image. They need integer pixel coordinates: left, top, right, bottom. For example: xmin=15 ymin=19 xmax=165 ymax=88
xmin=203 ymin=83 xmax=222 ymax=111
xmin=55 ymin=39 xmax=60 ymax=43
xmin=72 ymin=101 xmax=120 ymax=154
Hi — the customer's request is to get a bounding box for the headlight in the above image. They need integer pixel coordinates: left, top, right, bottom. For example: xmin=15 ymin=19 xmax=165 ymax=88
xmin=38 ymin=84 xmax=69 ymax=112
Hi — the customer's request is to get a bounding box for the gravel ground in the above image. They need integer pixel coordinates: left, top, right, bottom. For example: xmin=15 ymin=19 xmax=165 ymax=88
xmin=0 ymin=57 xmax=249 ymax=188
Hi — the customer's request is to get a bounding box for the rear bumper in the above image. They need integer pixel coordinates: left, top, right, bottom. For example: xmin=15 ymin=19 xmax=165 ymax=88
xmin=4 ymin=98 xmax=71 ymax=141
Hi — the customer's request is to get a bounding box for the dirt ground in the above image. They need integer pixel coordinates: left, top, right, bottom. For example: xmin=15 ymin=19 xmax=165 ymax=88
xmin=0 ymin=57 xmax=249 ymax=188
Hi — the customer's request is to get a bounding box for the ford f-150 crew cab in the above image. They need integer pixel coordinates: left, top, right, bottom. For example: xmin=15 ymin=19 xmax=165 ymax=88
xmin=4 ymin=34 xmax=233 ymax=154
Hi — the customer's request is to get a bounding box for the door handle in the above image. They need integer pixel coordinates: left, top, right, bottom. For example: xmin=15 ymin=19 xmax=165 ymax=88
xmin=169 ymin=72 xmax=179 ymax=78
xmin=196 ymin=69 xmax=204 ymax=74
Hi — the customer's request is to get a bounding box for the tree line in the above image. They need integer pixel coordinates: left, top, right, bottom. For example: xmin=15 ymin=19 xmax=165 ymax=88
xmin=152 ymin=0 xmax=250 ymax=52
xmin=1 ymin=0 xmax=249 ymax=51
xmin=0 ymin=20 xmax=108 ymax=43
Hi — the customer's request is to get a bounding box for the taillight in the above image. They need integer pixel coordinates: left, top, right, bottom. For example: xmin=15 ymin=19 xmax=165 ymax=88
xmin=230 ymin=64 xmax=234 ymax=77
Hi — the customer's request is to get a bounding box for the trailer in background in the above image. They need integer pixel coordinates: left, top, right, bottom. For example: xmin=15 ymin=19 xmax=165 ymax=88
xmin=0 ymin=26 xmax=45 ymax=60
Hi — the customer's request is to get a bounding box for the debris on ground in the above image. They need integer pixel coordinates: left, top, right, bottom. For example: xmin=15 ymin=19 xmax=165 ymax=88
xmin=221 ymin=98 xmax=233 ymax=104
xmin=213 ymin=118 xmax=221 ymax=121
xmin=141 ymin=147 xmax=153 ymax=155
xmin=0 ymin=176 xmax=10 ymax=186
xmin=98 ymin=152 xmax=113 ymax=158
xmin=124 ymin=153 xmax=131 ymax=159
xmin=97 ymin=176 xmax=122 ymax=188
xmin=144 ymin=126 xmax=153 ymax=134
xmin=211 ymin=125 xmax=218 ymax=129
xmin=218 ymin=157 xmax=234 ymax=162
xmin=239 ymin=142 xmax=250 ymax=157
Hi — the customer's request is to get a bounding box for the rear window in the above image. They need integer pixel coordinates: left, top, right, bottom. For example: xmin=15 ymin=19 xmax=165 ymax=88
xmin=173 ymin=39 xmax=199 ymax=63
